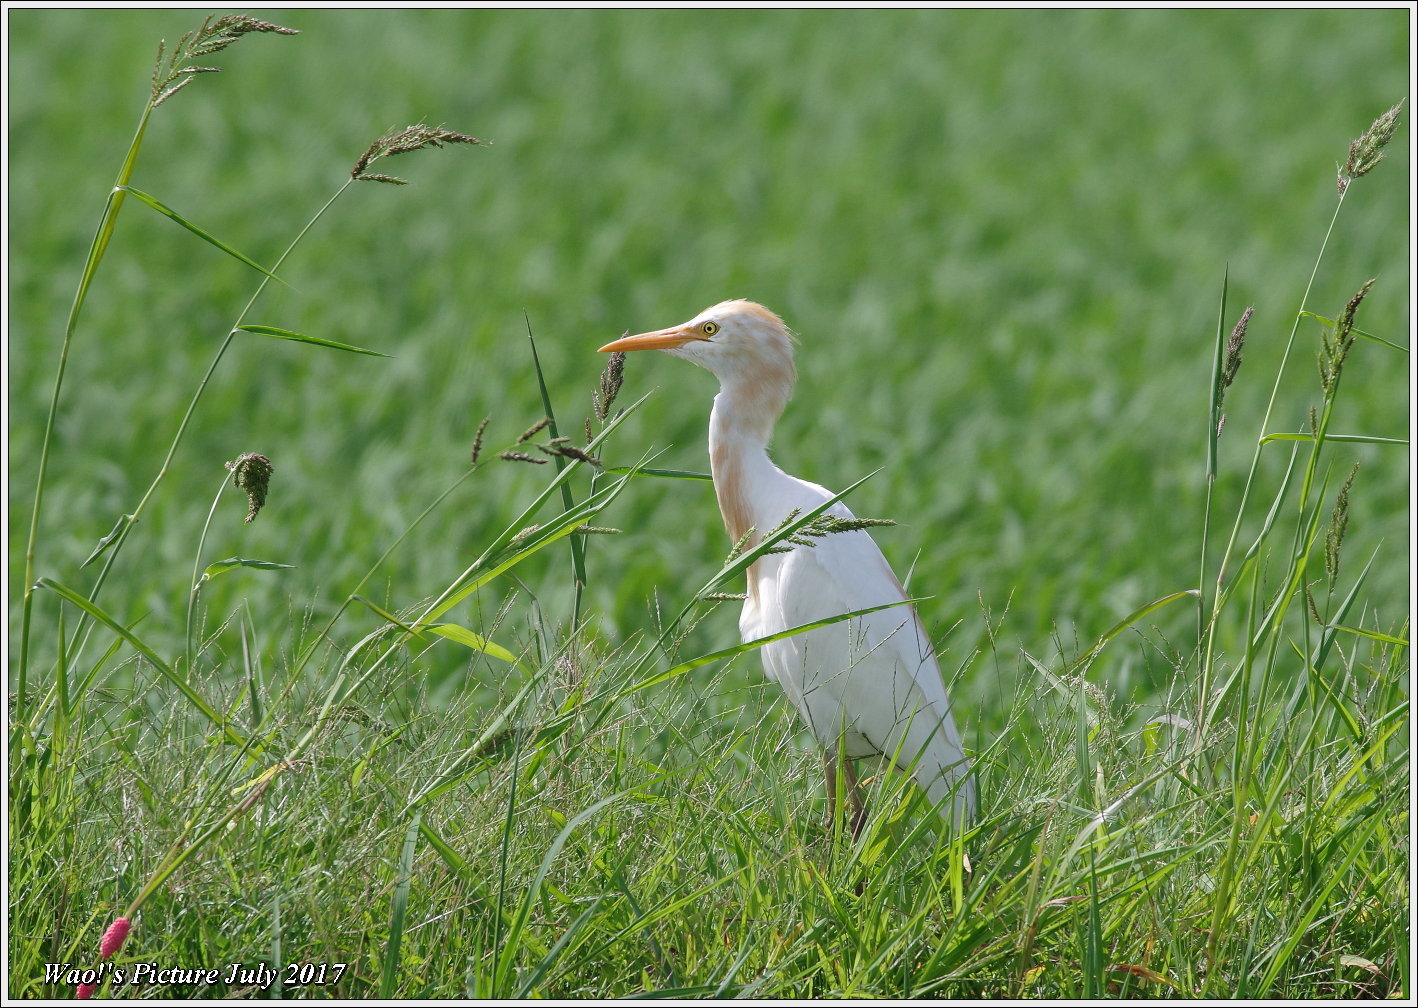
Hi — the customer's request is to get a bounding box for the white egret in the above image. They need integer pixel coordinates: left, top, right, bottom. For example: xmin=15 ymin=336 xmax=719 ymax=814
xmin=600 ymin=300 xmax=974 ymax=834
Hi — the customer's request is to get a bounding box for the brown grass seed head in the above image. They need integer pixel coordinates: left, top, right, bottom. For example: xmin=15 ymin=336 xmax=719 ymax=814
xmin=150 ymin=15 xmax=297 ymax=106
xmin=352 ymin=124 xmax=484 ymax=183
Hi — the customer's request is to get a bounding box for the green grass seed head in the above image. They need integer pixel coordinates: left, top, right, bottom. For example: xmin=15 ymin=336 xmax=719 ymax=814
xmin=1215 ymin=306 xmax=1252 ymax=437
xmin=1338 ymin=99 xmax=1405 ymax=195
xmin=1324 ymin=462 xmax=1359 ymax=588
xmin=1318 ymin=279 xmax=1374 ymax=392
xmin=595 ymin=351 xmax=627 ymax=423
xmin=225 ymin=452 xmax=274 ymax=523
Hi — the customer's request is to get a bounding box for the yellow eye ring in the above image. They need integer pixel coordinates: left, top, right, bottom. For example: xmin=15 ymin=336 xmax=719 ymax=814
xmin=701 ymin=321 xmax=719 ymax=336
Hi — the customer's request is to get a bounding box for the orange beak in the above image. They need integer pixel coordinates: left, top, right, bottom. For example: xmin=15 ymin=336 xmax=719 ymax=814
xmin=598 ymin=325 xmax=707 ymax=353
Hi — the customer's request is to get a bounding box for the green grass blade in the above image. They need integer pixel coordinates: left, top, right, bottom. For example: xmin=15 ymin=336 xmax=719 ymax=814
xmin=1259 ymin=431 xmax=1406 ymax=446
xmin=239 ymin=610 xmax=264 ymax=732
xmin=235 ymin=324 xmax=389 ymax=357
xmin=1252 ymin=809 xmax=1390 ymax=995
xmin=22 ymin=104 xmax=154 ymax=708
xmin=418 ymin=818 xmax=471 ymax=874
xmin=346 ymin=593 xmax=534 ymax=680
xmin=1325 ymin=623 xmax=1408 ymax=646
xmin=525 ymin=316 xmax=588 ymax=625
xmin=267 ymin=890 xmax=284 ymax=998
xmin=400 ymin=676 xmax=544 ymax=812
xmin=1216 ymin=443 xmax=1301 ymax=612
xmin=425 ymin=623 xmax=528 ymax=671
xmin=69 ymin=186 xmax=131 ymax=339
xmin=116 ymin=186 xmax=283 ymax=280
xmin=1298 ymin=312 xmax=1407 ymax=352
xmin=617 ymin=597 xmax=931 ymax=699
xmin=1306 ymin=548 xmax=1380 ymax=675
xmin=415 ymin=394 xmax=652 ymax=628
xmin=675 ymin=469 xmax=885 ymax=632
xmin=350 ymin=595 xmax=425 ymax=636
xmin=80 ymin=513 xmax=134 ymax=568
xmin=493 ymin=776 xmax=673 ymax=995
xmin=1065 ymin=589 xmax=1199 ymax=675
xmin=604 ymin=466 xmax=713 ymax=481
xmin=514 ymin=897 xmax=605 ymax=996
xmin=380 ymin=814 xmax=421 ymax=998
xmin=1206 ymin=268 xmax=1229 ymax=483
xmin=416 ymin=471 xmax=638 ymax=628
xmin=199 ymin=557 xmax=297 ymax=582
xmin=1288 ymin=640 xmax=1363 ymax=741
xmin=35 ymin=577 xmax=244 ymax=746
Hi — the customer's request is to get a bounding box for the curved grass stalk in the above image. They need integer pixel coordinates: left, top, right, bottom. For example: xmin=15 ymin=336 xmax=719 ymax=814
xmin=17 ymin=103 xmax=154 ymax=720
xmin=17 ymin=14 xmax=298 ymax=727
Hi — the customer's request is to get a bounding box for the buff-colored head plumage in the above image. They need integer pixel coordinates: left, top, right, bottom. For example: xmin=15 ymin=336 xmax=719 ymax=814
xmin=600 ymin=299 xmax=796 ymax=416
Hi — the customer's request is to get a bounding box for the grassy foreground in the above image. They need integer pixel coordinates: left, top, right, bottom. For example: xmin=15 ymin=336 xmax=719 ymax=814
xmin=7 ymin=10 xmax=1410 ymax=1000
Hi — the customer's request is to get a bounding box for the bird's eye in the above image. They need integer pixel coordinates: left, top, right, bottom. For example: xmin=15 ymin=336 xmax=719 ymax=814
xmin=701 ymin=321 xmax=719 ymax=336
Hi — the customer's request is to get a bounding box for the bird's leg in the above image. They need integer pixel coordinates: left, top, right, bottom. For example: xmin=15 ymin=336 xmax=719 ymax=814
xmin=842 ymin=759 xmax=867 ymax=839
xmin=824 ymin=751 xmax=868 ymax=838
xmin=823 ymin=750 xmax=841 ymax=831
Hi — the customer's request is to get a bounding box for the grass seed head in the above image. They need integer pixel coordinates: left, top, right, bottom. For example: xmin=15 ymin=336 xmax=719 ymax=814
xmin=499 ymin=450 xmax=547 ymax=465
xmin=724 ymin=525 xmax=758 ymax=562
xmin=758 ymin=508 xmax=804 ymax=555
xmin=538 ymin=443 xmax=602 ymax=467
xmin=1319 ymin=279 xmax=1374 ymax=392
xmin=352 ymin=124 xmax=484 ymax=183
xmin=764 ymin=512 xmax=895 ymax=554
xmin=1306 ymin=583 xmax=1324 ymax=625
xmin=517 ymin=417 xmax=552 ymax=444
xmin=595 ymin=351 xmax=626 ymax=422
xmin=1338 ymin=100 xmax=1404 ymax=195
xmin=225 ymin=453 xmax=274 ymax=523
xmin=150 ymin=15 xmax=297 ymax=107
xmin=470 ymin=417 xmax=490 ymax=465
xmin=1324 ymin=463 xmax=1359 ymax=587
xmin=1216 ymin=306 xmax=1252 ymax=437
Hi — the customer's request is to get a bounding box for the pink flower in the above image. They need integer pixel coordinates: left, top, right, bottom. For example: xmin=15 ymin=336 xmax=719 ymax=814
xmin=99 ymin=917 xmax=131 ymax=959
xmin=76 ymin=917 xmax=132 ymax=997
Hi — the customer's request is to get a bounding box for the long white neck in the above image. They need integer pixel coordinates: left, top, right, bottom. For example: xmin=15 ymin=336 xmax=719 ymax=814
xmin=707 ymin=375 xmax=791 ymax=548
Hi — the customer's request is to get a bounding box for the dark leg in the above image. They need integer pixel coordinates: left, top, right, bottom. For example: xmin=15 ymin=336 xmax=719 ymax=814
xmin=842 ymin=759 xmax=867 ymax=838
xmin=824 ymin=751 xmax=868 ymax=837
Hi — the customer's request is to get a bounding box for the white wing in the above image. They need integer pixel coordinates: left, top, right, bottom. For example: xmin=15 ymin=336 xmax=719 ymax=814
xmin=743 ymin=481 xmax=975 ymax=824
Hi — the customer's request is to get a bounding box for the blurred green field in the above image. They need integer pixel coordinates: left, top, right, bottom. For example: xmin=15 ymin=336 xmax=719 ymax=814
xmin=8 ymin=9 xmax=1409 ymax=712
xmin=7 ymin=11 xmax=1411 ymax=1000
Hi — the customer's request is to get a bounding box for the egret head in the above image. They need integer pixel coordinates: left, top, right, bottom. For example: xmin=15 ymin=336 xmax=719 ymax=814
xmin=600 ymin=300 xmax=797 ymax=397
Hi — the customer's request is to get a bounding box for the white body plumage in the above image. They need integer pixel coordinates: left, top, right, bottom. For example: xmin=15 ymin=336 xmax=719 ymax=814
xmin=602 ymin=300 xmax=974 ymax=829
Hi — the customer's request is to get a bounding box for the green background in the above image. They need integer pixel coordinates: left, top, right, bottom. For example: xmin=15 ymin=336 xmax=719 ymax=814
xmin=8 ymin=9 xmax=1410 ymax=714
